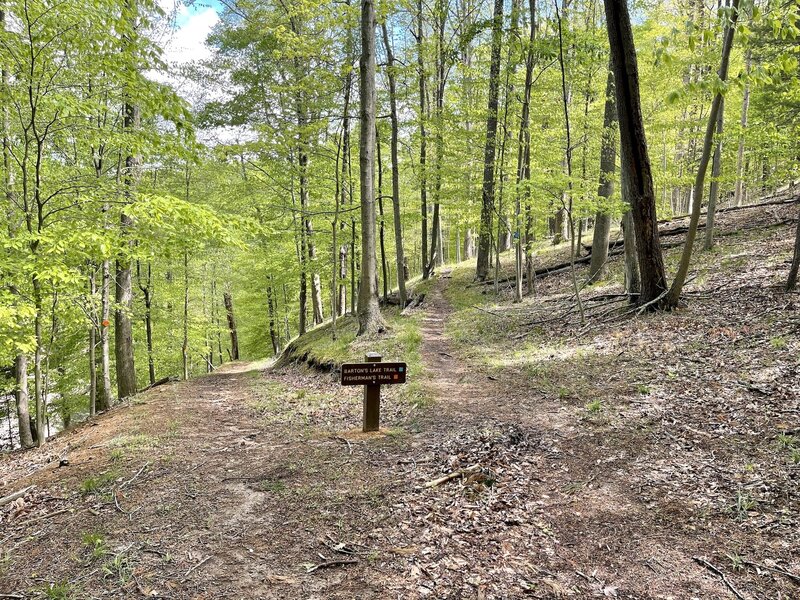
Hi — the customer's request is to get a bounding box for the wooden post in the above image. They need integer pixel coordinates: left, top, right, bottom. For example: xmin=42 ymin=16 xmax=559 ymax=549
xmin=363 ymin=352 xmax=381 ymax=432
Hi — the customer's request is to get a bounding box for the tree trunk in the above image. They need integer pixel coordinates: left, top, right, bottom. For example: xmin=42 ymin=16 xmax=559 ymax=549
xmin=376 ymin=125 xmax=389 ymax=301
xmin=513 ymin=0 xmax=536 ymax=303
xmin=268 ymin=282 xmax=281 ymax=355
xmin=182 ymin=251 xmax=189 ymax=381
xmin=475 ymin=0 xmax=504 ymax=281
xmin=588 ymin=68 xmax=617 ymax=284
xmin=734 ymin=50 xmax=751 ymax=207
xmin=99 ymin=259 xmax=112 ymax=412
xmin=13 ymin=355 xmax=34 ymax=448
xmin=357 ymin=0 xmax=385 ymax=335
xmin=88 ymin=269 xmax=97 ymax=417
xmin=223 ymin=292 xmax=240 ymax=360
xmin=704 ymin=96 xmax=725 ymax=250
xmin=381 ymin=23 xmax=408 ymax=307
xmin=137 ymin=260 xmax=156 ymax=386
xmin=622 ymin=210 xmax=641 ymax=294
xmin=417 ymin=0 xmax=429 ymax=279
xmin=603 ymin=0 xmax=668 ymax=305
xmin=787 ymin=209 xmax=800 ymax=291
xmin=116 ymin=97 xmax=138 ymax=399
xmin=666 ymin=0 xmax=740 ymax=307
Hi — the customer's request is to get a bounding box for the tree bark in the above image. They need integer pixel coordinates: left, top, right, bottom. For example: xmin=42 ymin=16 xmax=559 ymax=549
xmin=115 ymin=0 xmax=140 ymax=399
xmin=734 ymin=50 xmax=751 ymax=207
xmin=514 ymin=0 xmax=536 ymax=302
xmin=417 ymin=0 xmax=430 ymax=279
xmin=787 ymin=211 xmax=800 ymax=291
xmin=13 ymin=355 xmax=34 ymax=448
xmin=704 ymin=96 xmax=725 ymax=250
xmin=381 ymin=23 xmax=408 ymax=307
xmin=99 ymin=258 xmax=112 ymax=412
xmin=603 ymin=0 xmax=668 ymax=305
xmin=475 ymin=0 xmax=504 ymax=281
xmin=588 ymin=68 xmax=617 ymax=283
xmin=666 ymin=0 xmax=740 ymax=307
xmin=182 ymin=251 xmax=189 ymax=381
xmin=223 ymin=292 xmax=240 ymax=360
xmin=376 ymin=126 xmax=389 ymax=301
xmin=357 ymin=0 xmax=385 ymax=335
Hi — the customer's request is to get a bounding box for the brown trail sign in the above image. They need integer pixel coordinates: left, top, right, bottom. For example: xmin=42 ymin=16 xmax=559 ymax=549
xmin=341 ymin=353 xmax=407 ymax=432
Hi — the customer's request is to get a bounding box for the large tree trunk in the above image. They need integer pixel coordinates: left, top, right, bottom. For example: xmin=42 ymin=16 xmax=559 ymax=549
xmin=381 ymin=23 xmax=408 ymax=307
xmin=357 ymin=0 xmax=385 ymax=335
xmin=13 ymin=355 xmax=34 ymax=448
xmin=666 ymin=0 xmax=740 ymax=307
xmin=588 ymin=68 xmax=617 ymax=284
xmin=475 ymin=0 xmax=504 ymax=281
xmin=417 ymin=0 xmax=429 ymax=279
xmin=603 ymin=0 xmax=668 ymax=305
xmin=115 ymin=0 xmax=140 ymax=399
xmin=223 ymin=292 xmax=240 ymax=360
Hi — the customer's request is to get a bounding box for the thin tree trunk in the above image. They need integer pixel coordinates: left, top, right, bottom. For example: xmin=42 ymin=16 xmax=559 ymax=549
xmin=3 ymin=5 xmax=33 ymax=448
xmin=588 ymin=68 xmax=617 ymax=283
xmin=704 ymin=96 xmax=725 ymax=250
xmin=556 ymin=0 xmax=585 ymax=324
xmin=604 ymin=0 xmax=668 ymax=305
xmin=223 ymin=292 xmax=240 ymax=360
xmin=787 ymin=209 xmax=800 ymax=291
xmin=514 ymin=0 xmax=536 ymax=302
xmin=100 ymin=258 xmax=112 ymax=411
xmin=88 ymin=269 xmax=97 ymax=417
xmin=417 ymin=0 xmax=430 ymax=279
xmin=381 ymin=23 xmax=408 ymax=307
xmin=734 ymin=50 xmax=751 ymax=207
xmin=377 ymin=125 xmax=389 ymax=301
xmin=182 ymin=251 xmax=189 ymax=381
xmin=357 ymin=0 xmax=385 ymax=335
xmin=475 ymin=0 xmax=505 ymax=281
xmin=666 ymin=0 xmax=740 ymax=307
xmin=268 ymin=281 xmax=281 ymax=355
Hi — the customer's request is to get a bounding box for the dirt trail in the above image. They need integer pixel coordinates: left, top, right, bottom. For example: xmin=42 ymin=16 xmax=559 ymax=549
xmin=2 ymin=252 xmax=797 ymax=598
xmin=403 ymin=271 xmax=749 ymax=598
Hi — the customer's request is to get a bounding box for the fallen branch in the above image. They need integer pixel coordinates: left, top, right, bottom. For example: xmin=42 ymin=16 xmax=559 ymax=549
xmin=185 ymin=555 xmax=212 ymax=577
xmin=423 ymin=464 xmax=481 ymax=488
xmin=118 ymin=462 xmax=151 ymax=490
xmin=139 ymin=376 xmax=177 ymax=392
xmin=0 ymin=485 xmax=35 ymax=508
xmin=16 ymin=507 xmax=73 ymax=527
xmin=305 ymin=558 xmax=358 ymax=573
xmin=742 ymin=559 xmax=800 ymax=585
xmin=693 ymin=556 xmax=746 ymax=600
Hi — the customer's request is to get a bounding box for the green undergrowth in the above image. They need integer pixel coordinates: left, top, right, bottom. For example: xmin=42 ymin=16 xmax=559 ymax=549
xmin=281 ymin=307 xmax=422 ymax=369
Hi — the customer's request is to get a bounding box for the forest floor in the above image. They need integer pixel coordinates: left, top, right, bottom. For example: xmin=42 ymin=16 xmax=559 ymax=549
xmin=1 ymin=200 xmax=799 ymax=599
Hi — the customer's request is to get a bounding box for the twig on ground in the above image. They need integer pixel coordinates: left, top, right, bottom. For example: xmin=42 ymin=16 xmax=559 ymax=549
xmin=0 ymin=485 xmax=35 ymax=508
xmin=185 ymin=555 xmax=212 ymax=577
xmin=423 ymin=464 xmax=481 ymax=488
xmin=16 ymin=508 xmax=72 ymax=527
xmin=333 ymin=436 xmax=353 ymax=456
xmin=305 ymin=558 xmax=358 ymax=573
xmin=119 ymin=462 xmax=151 ymax=490
xmin=742 ymin=559 xmax=800 ymax=584
xmin=693 ymin=556 xmax=746 ymax=599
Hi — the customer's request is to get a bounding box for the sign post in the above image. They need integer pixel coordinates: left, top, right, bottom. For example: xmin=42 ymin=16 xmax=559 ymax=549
xmin=340 ymin=353 xmax=407 ymax=432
